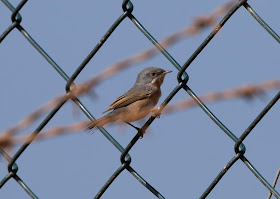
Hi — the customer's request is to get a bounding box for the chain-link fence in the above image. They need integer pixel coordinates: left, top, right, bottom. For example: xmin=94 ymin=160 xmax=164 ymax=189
xmin=0 ymin=0 xmax=280 ymax=198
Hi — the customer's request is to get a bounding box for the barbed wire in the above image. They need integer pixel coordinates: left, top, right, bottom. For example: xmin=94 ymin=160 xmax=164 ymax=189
xmin=268 ymin=168 xmax=280 ymax=199
xmin=0 ymin=79 xmax=279 ymax=152
xmin=163 ymin=79 xmax=280 ymax=114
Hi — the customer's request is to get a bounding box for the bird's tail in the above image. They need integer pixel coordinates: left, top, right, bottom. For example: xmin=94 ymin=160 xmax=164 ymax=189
xmin=86 ymin=114 xmax=116 ymax=133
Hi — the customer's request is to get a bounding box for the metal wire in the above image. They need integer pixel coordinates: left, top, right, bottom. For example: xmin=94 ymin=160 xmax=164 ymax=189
xmin=0 ymin=0 xmax=279 ymax=198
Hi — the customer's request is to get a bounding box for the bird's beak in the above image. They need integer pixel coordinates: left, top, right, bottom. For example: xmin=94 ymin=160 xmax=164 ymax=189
xmin=156 ymin=70 xmax=172 ymax=81
xmin=158 ymin=70 xmax=172 ymax=78
xmin=151 ymin=70 xmax=172 ymax=86
xmin=163 ymin=70 xmax=172 ymax=74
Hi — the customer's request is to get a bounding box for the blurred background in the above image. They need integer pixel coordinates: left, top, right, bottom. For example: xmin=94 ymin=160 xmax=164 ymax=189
xmin=0 ymin=0 xmax=279 ymax=198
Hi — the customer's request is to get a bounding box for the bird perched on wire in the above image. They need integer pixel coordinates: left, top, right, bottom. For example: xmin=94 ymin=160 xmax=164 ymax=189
xmin=87 ymin=67 xmax=172 ymax=132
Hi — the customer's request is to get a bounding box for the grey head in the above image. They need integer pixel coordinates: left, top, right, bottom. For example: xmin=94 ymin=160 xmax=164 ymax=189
xmin=134 ymin=67 xmax=172 ymax=87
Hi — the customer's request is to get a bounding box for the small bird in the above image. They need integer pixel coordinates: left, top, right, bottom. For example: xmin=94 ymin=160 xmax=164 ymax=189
xmin=87 ymin=67 xmax=172 ymax=131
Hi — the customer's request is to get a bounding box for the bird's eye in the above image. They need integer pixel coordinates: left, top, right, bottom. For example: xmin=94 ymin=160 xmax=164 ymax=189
xmin=150 ymin=72 xmax=156 ymax=77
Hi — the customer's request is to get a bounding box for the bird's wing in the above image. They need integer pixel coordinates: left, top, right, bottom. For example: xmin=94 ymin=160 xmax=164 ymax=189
xmin=102 ymin=89 xmax=153 ymax=113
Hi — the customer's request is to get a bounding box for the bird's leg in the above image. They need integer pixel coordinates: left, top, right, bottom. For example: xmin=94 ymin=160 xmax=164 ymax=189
xmin=125 ymin=122 xmax=143 ymax=138
xmin=151 ymin=107 xmax=161 ymax=118
xmin=125 ymin=122 xmax=139 ymax=130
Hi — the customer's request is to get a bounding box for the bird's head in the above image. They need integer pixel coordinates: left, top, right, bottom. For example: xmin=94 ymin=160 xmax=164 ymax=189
xmin=135 ymin=67 xmax=172 ymax=88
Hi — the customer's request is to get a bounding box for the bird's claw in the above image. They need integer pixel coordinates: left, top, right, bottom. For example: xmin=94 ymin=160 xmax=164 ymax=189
xmin=139 ymin=131 xmax=144 ymax=139
xmin=152 ymin=108 xmax=161 ymax=118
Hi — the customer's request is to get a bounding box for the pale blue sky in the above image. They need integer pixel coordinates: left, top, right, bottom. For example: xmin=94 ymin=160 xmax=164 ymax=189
xmin=0 ymin=0 xmax=280 ymax=198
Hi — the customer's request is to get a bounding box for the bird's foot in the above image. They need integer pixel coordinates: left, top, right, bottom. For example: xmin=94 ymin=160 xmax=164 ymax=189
xmin=138 ymin=129 xmax=144 ymax=139
xmin=152 ymin=108 xmax=161 ymax=118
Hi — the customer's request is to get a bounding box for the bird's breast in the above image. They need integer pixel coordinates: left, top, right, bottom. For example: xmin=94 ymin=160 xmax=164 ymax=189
xmin=120 ymin=89 xmax=161 ymax=123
